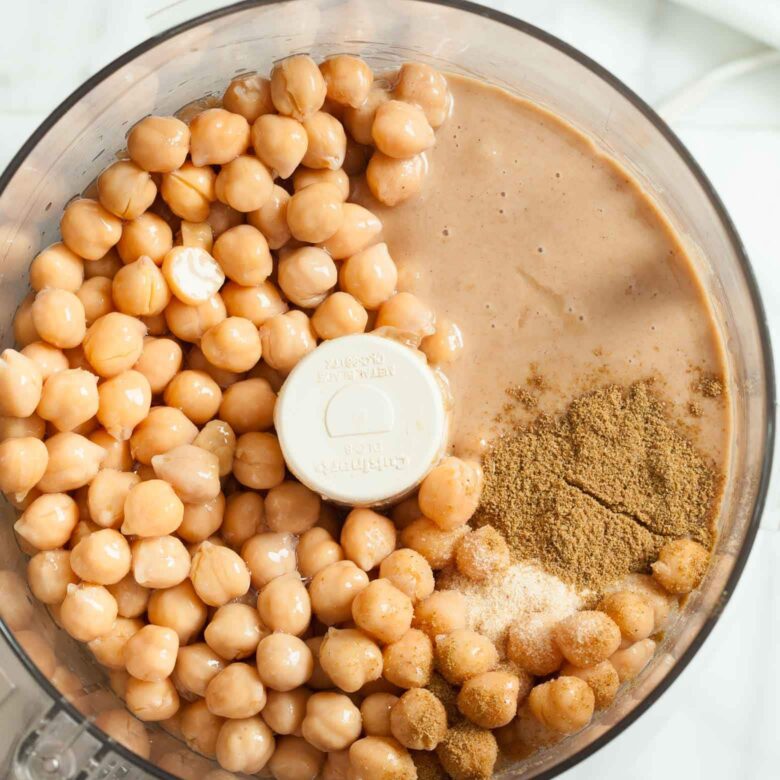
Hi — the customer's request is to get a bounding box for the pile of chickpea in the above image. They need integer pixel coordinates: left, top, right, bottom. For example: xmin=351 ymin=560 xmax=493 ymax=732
xmin=0 ymin=50 xmax=713 ymax=780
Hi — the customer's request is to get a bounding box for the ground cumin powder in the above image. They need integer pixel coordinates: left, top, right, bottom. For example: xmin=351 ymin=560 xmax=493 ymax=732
xmin=475 ymin=383 xmax=719 ymax=592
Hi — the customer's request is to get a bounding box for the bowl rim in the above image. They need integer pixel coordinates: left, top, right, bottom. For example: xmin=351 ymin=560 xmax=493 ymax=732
xmin=0 ymin=1 xmax=774 ymax=778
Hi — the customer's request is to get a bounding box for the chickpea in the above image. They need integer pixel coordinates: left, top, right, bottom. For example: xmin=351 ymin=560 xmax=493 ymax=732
xmin=60 ymin=582 xmax=118 ymax=642
xmin=339 ymin=508 xmax=396 ymax=572
xmin=652 ymin=538 xmax=709 ymax=594
xmin=455 ymin=528 xmax=508 ymax=584
xmin=615 ymin=573 xmax=675 ymax=633
xmin=383 ymin=627 xmax=433 ymax=690
xmin=0 ymin=436 xmax=48 ymax=500
xmin=260 ymin=311 xmax=317 ymax=374
xmin=30 ymin=243 xmax=84 ymax=292
xmin=95 ymin=708 xmax=151 ymax=759
xmin=393 ymin=63 xmax=449 ymax=127
xmin=262 ymin=687 xmax=310 ymax=735
xmin=313 ymin=293 xmax=371 ymax=341
xmin=412 ymin=592 xmax=465 ymax=641
xmin=205 ymin=662 xmax=267 ymax=719
xmin=123 ymin=624 xmax=179 ymax=682
xmin=337 ymin=243 xmax=396 ymax=310
xmin=597 ymin=591 xmax=655 ymax=644
xmin=215 ymin=716 xmax=274 ymax=775
xmin=178 ymin=493 xmax=225 ymax=544
xmin=31 ymin=288 xmax=86 ymax=350
xmin=416 ymin=457 xmax=481 ymax=531
xmin=376 ymin=293 xmax=436 ymax=345
xmin=436 ymin=722 xmax=497 ymax=780
xmin=213 ymin=380 xmax=274 ymax=438
xmin=256 ymin=633 xmax=313 ymax=691
xmin=181 ymin=698 xmax=224 ymax=758
xmin=161 ymin=370 xmax=221 ymax=426
xmin=321 ymin=208 xmax=380 ymax=264
xmin=60 ymin=199 xmax=122 ymax=261
xmin=421 ymin=320 xmax=464 ymax=367
xmin=610 ymin=638 xmax=657 ymax=683
xmin=14 ymin=493 xmax=77 ymax=550
xmin=156 ymin=749 xmax=204 ymax=780
xmin=388 ymin=688 xmax=446 ymax=751
xmin=286 ymin=183 xmax=344 ymax=244
xmin=118 ymin=212 xmax=174 ymax=265
xmin=27 ymin=549 xmax=77 ymax=604
xmin=81 ymin=314 xmax=144 ymax=380
xmin=0 ymin=570 xmax=33 ymax=630
xmin=13 ymin=293 xmax=39 ymax=347
xmin=127 ymin=115 xmax=190 ymax=172
xmin=199 ymin=317 xmax=262 ymax=374
xmin=189 ymin=108 xmax=250 ymax=167
xmin=173 ymin=642 xmax=226 ymax=698
xmin=178 ymin=220 xmax=214 ymax=252
xmin=250 ymin=360 xmax=286 ymax=391
xmin=455 ymin=671 xmax=520 ymax=730
xmin=205 ymin=602 xmax=266 ymax=660
xmin=130 ymin=405 xmax=198 ymax=464
xmin=317 ymin=627 xmax=381 ymax=692
xmin=70 ymin=528 xmax=131 ymax=585
xmin=221 ymin=282 xmax=287 ymax=330
xmin=298 ymin=636 xmax=331 ymax=692
xmin=269 ymin=54 xmax=325 ymax=120
xmin=251 ymin=114 xmax=308 ymax=179
xmin=95 ymin=370 xmax=152 ymax=441
xmin=190 ymin=541 xmax=250 ymax=606
xmin=164 ymin=298 xmax=225 ymax=347
xmin=161 ymin=162 xmax=216 ymax=223
xmin=372 ymin=100 xmax=435 ymax=159
xmin=233 ymin=431 xmax=286 ymax=489
xmin=350 ymin=579 xmax=411 ymax=645
xmin=262 ymin=481 xmax=318 ymax=535
xmin=241 ymin=531 xmax=296 ymax=589
xmin=126 ymin=676 xmax=180 ymax=722
xmin=76 ymin=277 xmax=114 ymax=325
xmin=97 ymin=160 xmax=157 ymax=220
xmin=133 ymin=337 xmax=182 ymax=394
xmin=527 ymin=676 xmax=594 ymax=735
xmin=161 ymin=246 xmax=223 ymax=307
xmin=366 ymin=151 xmax=426 ymax=206
xmin=0 ymin=349 xmax=42 ymax=418
xmin=359 ymin=693 xmax=396 ymax=738
xmin=349 ymin=736 xmax=415 ymax=780
xmin=213 ymin=156 xmax=272 ymax=214
xmin=307 ymin=559 xmax=366 ymax=625
xmin=207 ymin=201 xmax=244 ymax=239
xmin=506 ymin=614 xmax=563 ymax=676
xmin=298 ymin=691 xmax=361 ymax=753
xmin=257 ymin=572 xmax=311 ymax=636
xmin=269 ymin=735 xmax=324 ymax=780
xmin=85 ymin=249 xmax=123 ymax=280
xmin=211 ymin=230 xmax=271 ymax=293
xmin=299 ymin=111 xmax=347 ymax=170
xmin=37 ymin=368 xmax=100 ymax=431
xmin=87 ymin=469 xmax=141 ymax=528
xmin=223 ymin=73 xmax=274 ymax=122
xmin=111 ymin=256 xmax=171 ymax=317
xmin=295 ymin=527 xmax=342 ymax=578
xmin=36 ymin=432 xmax=105 ymax=493
xmin=122 ymin=478 xmax=184 ymax=536
xmin=561 ymin=660 xmax=619 ymax=710
xmin=434 ymin=630 xmax=498 ymax=685
xmin=108 ymin=573 xmax=150 ymax=618
xmin=279 ymin=251 xmax=338 ymax=313
xmin=132 ymin=535 xmax=191 ymax=589
xmin=20 ymin=344 xmax=66 ymax=387
xmin=378 ymin=549 xmax=434 ymax=605
xmin=0 ymin=413 xmax=46 ymax=442
xmin=293 ymin=168 xmax=349 ymax=201
xmin=247 ymin=184 xmax=292 ymax=249
xmin=552 ymin=611 xmax=622 ymax=668
xmin=194 ymin=420 xmax=236 ymax=477
xmin=400 ymin=519 xmax=468 ymax=572
xmin=320 ymin=56 xmax=373 ymax=108
xmin=147 ymin=579 xmax=208 ymax=645
xmin=343 ymin=88 xmax=390 ymax=145
xmin=188 ymin=345 xmax=246 ymax=389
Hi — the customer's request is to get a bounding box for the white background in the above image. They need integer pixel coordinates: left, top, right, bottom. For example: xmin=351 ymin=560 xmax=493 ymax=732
xmin=1 ymin=1 xmax=778 ymax=778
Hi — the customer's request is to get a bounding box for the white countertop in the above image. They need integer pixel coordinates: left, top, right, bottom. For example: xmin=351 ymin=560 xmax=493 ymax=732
xmin=1 ymin=1 xmax=778 ymax=777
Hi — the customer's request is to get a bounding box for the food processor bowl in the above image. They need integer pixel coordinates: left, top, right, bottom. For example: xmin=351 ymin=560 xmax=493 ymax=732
xmin=0 ymin=1 xmax=773 ymax=778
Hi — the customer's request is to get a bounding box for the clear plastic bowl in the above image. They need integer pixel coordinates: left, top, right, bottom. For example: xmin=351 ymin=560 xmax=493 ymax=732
xmin=0 ymin=1 xmax=773 ymax=778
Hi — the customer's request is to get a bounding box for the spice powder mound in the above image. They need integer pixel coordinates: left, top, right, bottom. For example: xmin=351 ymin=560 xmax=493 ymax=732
xmin=475 ymin=383 xmax=720 ymax=592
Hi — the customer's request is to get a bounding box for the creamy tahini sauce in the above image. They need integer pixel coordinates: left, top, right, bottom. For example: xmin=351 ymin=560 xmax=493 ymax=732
xmin=355 ymin=74 xmax=729 ymax=469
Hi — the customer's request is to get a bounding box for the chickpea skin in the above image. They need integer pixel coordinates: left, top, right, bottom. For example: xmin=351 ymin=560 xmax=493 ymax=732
xmin=348 ymin=737 xmax=416 ymax=780
xmin=652 ymin=538 xmax=709 ymax=594
xmin=30 ymin=243 xmax=84 ymax=293
xmin=126 ymin=676 xmax=180 ymax=722
xmin=60 ymin=582 xmax=118 ymax=642
xmin=366 ymin=151 xmax=427 ymax=206
xmin=31 ymin=289 xmax=86 ymax=349
xmin=70 ymin=528 xmax=132 ymax=585
xmin=37 ymin=432 xmax=105 ymax=493
xmin=319 ymin=628 xmax=382 ymax=693
xmin=61 ymin=199 xmax=122 ymax=261
xmin=301 ymin=691 xmax=362 ymax=752
xmin=173 ymin=642 xmax=225 ymax=698
xmin=247 ymin=184 xmax=292 ymax=249
xmin=131 ymin=535 xmax=191 ymax=589
xmin=83 ymin=312 xmax=146 ymax=378
xmin=278 ymin=247 xmax=338 ymax=309
xmin=201 ymin=317 xmax=262 ymax=374
xmin=206 ymin=662 xmax=267 ymax=718
xmin=400 ymin=518 xmax=468 ymax=571
xmin=128 ymin=115 xmax=190 ymax=173
xmin=553 ymin=611 xmax=622 ymax=668
xmin=124 ymin=625 xmax=179 ymax=682
xmin=190 ymin=541 xmax=250 ymax=606
xmin=287 ymin=183 xmax=344 ymax=244
xmin=118 ymin=212 xmax=173 ymax=265
xmin=190 ymin=108 xmax=250 ymax=167
xmin=309 ymin=560 xmax=369 ymax=625
xmin=251 ymin=114 xmax=308 ymax=179
xmin=297 ymin=527 xmax=344 ymax=578
xmin=271 ymin=55 xmax=327 ymax=121
xmin=609 ymin=638 xmax=656 ymax=683
xmin=528 ymin=676 xmax=594 ymax=735
xmin=233 ymin=432 xmax=286 ymax=489
xmin=15 ymin=493 xmax=79 ymax=550
xmin=180 ymin=698 xmax=224 ymax=758
xmin=163 ymin=246 xmax=225 ymax=306
xmin=0 ymin=436 xmax=48 ymax=500
xmin=98 ymin=160 xmax=157 ymax=220
xmin=215 ymin=155 xmax=273 ymax=212
xmin=561 ymin=660 xmax=620 ymax=710
xmin=37 ymin=368 xmax=99 ymax=433
xmin=122 ymin=479 xmax=184 ymax=537
xmin=216 ymin=716 xmax=275 ymax=775
xmin=129 ymin=406 xmax=198 ymax=465
xmin=27 ymin=549 xmax=77 ymax=604
xmin=240 ymin=531 xmax=295 ymax=590
xmin=205 ymin=602 xmax=266 ymax=660
xmin=223 ymin=74 xmax=274 ymax=122
xmin=95 ymin=709 xmax=151 ymax=759
xmin=506 ymin=614 xmax=565 ymax=676
xmin=256 ymin=633 xmax=314 ymax=692
xmin=262 ymin=687 xmax=311 ymax=735
xmin=258 ymin=572 xmax=311 ymax=636
xmin=221 ymin=280 xmax=287 ymax=327
xmin=259 ymin=311 xmax=317 ymax=374
xmin=320 ymin=56 xmax=374 ymax=108
xmin=435 ymin=630 xmax=498 ymax=685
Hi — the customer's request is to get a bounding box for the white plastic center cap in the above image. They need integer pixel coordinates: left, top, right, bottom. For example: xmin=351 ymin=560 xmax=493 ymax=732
xmin=275 ymin=334 xmax=447 ymax=506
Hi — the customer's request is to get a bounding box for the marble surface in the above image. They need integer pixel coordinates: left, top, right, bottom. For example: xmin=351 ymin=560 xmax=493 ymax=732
xmin=1 ymin=0 xmax=778 ymax=777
